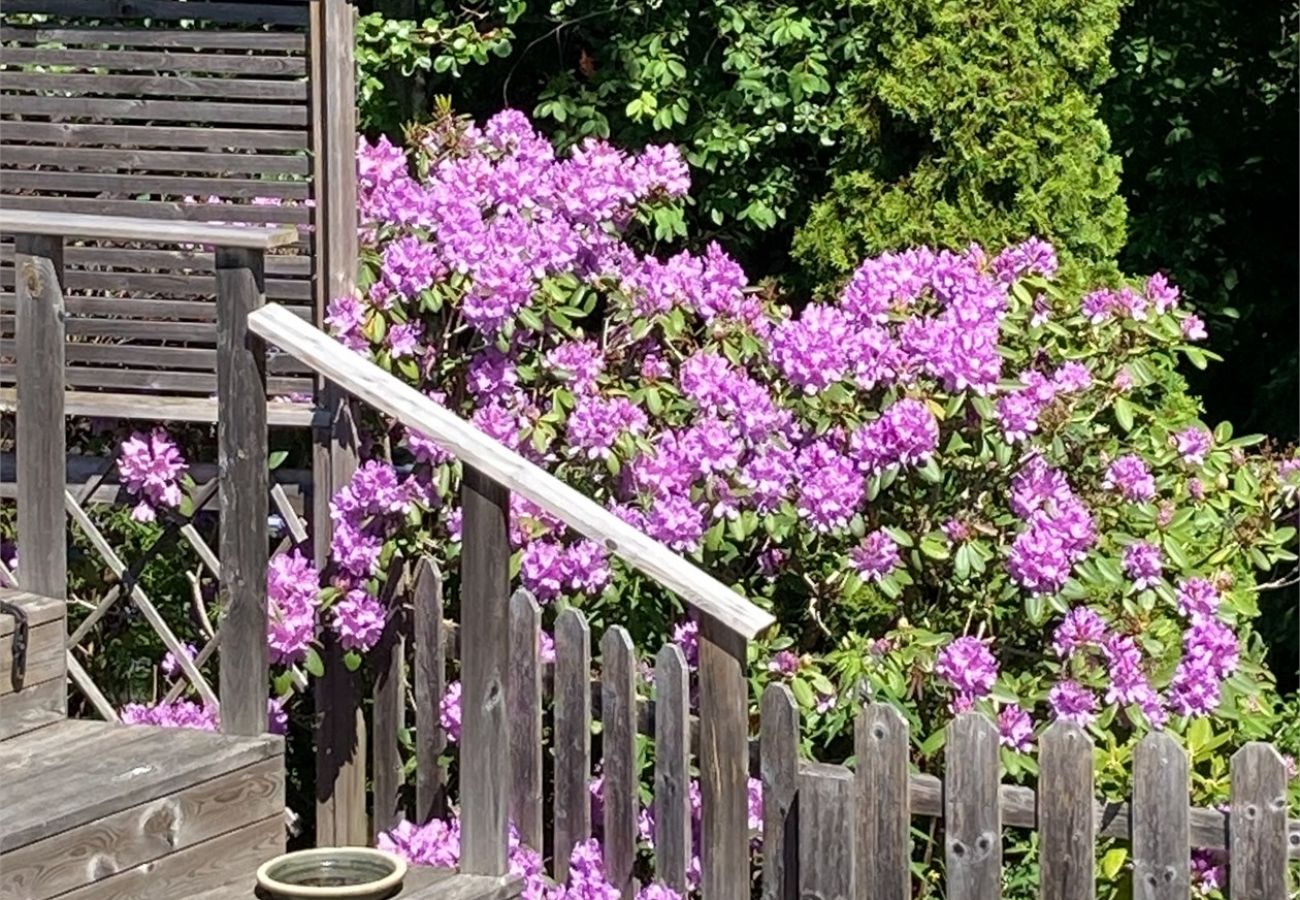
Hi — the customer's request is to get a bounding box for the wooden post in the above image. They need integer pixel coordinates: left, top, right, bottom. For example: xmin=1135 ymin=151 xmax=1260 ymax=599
xmin=371 ymin=588 xmax=406 ymax=840
xmin=215 ymin=245 xmax=269 ymax=737
xmin=1132 ymin=732 xmax=1190 ymax=900
xmin=1229 ymin=743 xmax=1288 ymax=900
xmin=459 ymin=465 xmax=510 ymax=875
xmin=413 ymin=558 xmax=447 ymax=824
xmin=1039 ymin=722 xmax=1095 ymax=900
xmin=508 ymin=590 xmax=543 ymax=853
xmin=655 ymin=644 xmax=692 ymax=895
xmin=945 ymin=713 xmax=1002 ymax=900
xmin=602 ymin=626 xmax=637 ymax=899
xmin=798 ymin=763 xmax=856 ymax=899
xmin=698 ymin=614 xmax=749 ymax=900
xmin=760 ymin=684 xmax=799 ymax=900
xmin=856 ymin=702 xmax=910 ymax=900
xmin=553 ymin=607 xmax=592 ymax=882
xmin=14 ymin=233 xmax=66 ymax=601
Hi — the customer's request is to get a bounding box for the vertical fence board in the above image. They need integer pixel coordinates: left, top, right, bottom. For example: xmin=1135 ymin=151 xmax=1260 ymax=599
xmin=1230 ymin=743 xmax=1289 ymax=900
xmin=1132 ymin=732 xmax=1189 ymax=900
xmin=459 ymin=466 xmax=511 ymax=875
xmin=509 ymin=590 xmax=544 ymax=853
xmin=655 ymin=643 xmax=691 ymax=894
xmin=413 ymin=558 xmax=446 ymax=824
xmin=1039 ymin=721 xmax=1095 ymax=900
xmin=699 ymin=614 xmax=750 ymax=900
xmin=14 ymin=232 xmax=66 ymax=601
xmin=761 ymin=683 xmax=799 ymax=900
xmin=798 ymin=763 xmax=856 ymax=900
xmin=946 ymin=713 xmax=1002 ymax=900
xmin=602 ymin=626 xmax=638 ymax=900
xmin=553 ymin=607 xmax=592 ymax=882
xmin=856 ymin=702 xmax=910 ymax=900
xmin=371 ymin=595 xmax=406 ymax=839
xmin=215 ymin=245 xmax=268 ymax=737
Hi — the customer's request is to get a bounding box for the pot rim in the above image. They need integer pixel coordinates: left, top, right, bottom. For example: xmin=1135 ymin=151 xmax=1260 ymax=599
xmin=255 ymin=846 xmax=408 ymax=898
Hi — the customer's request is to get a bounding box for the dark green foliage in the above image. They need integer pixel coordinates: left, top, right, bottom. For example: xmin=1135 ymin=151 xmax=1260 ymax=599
xmin=1103 ymin=1 xmax=1299 ymax=441
xmin=793 ymin=0 xmax=1129 ymax=285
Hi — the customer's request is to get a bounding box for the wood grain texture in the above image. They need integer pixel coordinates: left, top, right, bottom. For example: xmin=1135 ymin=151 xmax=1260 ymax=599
xmin=1 ymin=194 xmax=312 ymax=225
xmin=0 ymin=616 xmax=64 ymax=695
xmin=0 ymin=26 xmax=308 ymax=50
xmin=553 ymin=607 xmax=592 ymax=882
xmin=0 ymin=756 xmax=282 ymax=900
xmin=856 ymin=702 xmax=910 ymax=900
xmin=508 ymin=590 xmax=544 ymax=853
xmin=1132 ymin=732 xmax=1190 ymax=900
xmin=654 ymin=643 xmax=692 ymax=894
xmin=1039 ymin=722 xmax=1095 ymax=900
xmin=5 ymin=122 xmax=310 ymax=151
xmin=414 ymin=558 xmax=448 ymax=824
xmin=459 ymin=465 xmax=511 ymax=876
xmin=246 ymin=304 xmax=773 ymax=639
xmin=216 ymin=246 xmax=269 ymax=736
xmin=373 ymin=598 xmax=407 ymax=840
xmin=0 ymin=210 xmax=298 ymax=250
xmin=314 ymin=0 xmax=359 ymax=328
xmin=1 ymin=71 xmax=310 ymax=101
xmin=0 ymin=590 xmax=65 ymax=634
xmin=14 ymin=232 xmax=66 ymax=601
xmin=0 ymin=169 xmax=310 ymax=201
xmin=0 ymin=0 xmax=310 ymax=25
xmin=0 ymin=143 xmax=310 ymax=175
xmin=760 ymin=683 xmax=799 ymax=900
xmin=798 ymin=763 xmax=856 ymax=900
xmin=0 ymin=675 xmax=65 ymax=740
xmin=1 ymin=46 xmax=307 ymax=76
xmin=945 ymin=713 xmax=1002 ymax=900
xmin=1229 ymin=743 xmax=1289 ymax=900
xmin=698 ymin=614 xmax=749 ymax=900
xmin=601 ymin=626 xmax=638 ymax=899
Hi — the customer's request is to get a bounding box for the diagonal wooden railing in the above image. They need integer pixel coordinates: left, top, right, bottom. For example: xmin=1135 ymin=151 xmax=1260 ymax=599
xmin=246 ymin=302 xmax=774 ymax=889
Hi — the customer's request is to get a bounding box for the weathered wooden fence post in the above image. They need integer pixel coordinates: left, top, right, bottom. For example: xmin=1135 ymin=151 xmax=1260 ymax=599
xmin=699 ymin=614 xmax=749 ymax=900
xmin=413 ymin=558 xmax=447 ymax=824
xmin=215 ymin=245 xmax=269 ymax=737
xmin=553 ymin=607 xmax=592 ymax=881
xmin=655 ymin=643 xmax=692 ymax=894
xmin=602 ymin=626 xmax=638 ymax=899
xmin=1039 ymin=721 xmax=1095 ymax=900
xmin=14 ymin=232 xmax=66 ymax=601
xmin=761 ymin=683 xmax=799 ymax=900
xmin=1229 ymin=743 xmax=1289 ymax=900
xmin=1132 ymin=732 xmax=1190 ymax=900
xmin=371 ymin=575 xmax=406 ymax=839
xmin=798 ymin=763 xmax=856 ymax=900
xmin=509 ymin=589 xmax=544 ymax=852
xmin=856 ymin=702 xmax=910 ymax=900
xmin=946 ymin=713 xmax=1002 ymax=900
xmin=459 ymin=465 xmax=510 ymax=875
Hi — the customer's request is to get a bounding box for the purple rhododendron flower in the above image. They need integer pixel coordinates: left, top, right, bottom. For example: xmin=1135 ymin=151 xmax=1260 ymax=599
xmin=1049 ymin=680 xmax=1098 ymax=727
xmin=935 ymin=637 xmax=998 ymax=707
xmin=851 ymin=529 xmax=901 ymax=582
xmin=118 ymin=428 xmax=188 ymax=522
xmin=998 ymin=705 xmax=1034 ymax=751
xmin=1103 ymin=455 xmax=1157 ymax=502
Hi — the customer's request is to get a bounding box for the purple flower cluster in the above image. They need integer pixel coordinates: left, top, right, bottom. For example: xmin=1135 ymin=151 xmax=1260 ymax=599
xmin=1173 ymin=427 xmax=1213 ymax=466
xmin=120 ymin=697 xmax=287 ymax=735
xmin=1123 ymin=541 xmax=1164 ymax=590
xmin=520 ymin=539 xmax=611 ymax=602
xmin=267 ymin=550 xmax=321 ymax=664
xmin=117 ymin=428 xmax=187 ymax=522
xmin=1103 ymin=455 xmax=1157 ymax=502
xmin=1006 ymin=457 xmax=1096 ymax=595
xmin=995 ymin=364 xmax=1093 ymax=443
xmin=934 ymin=636 xmax=999 ymax=710
xmin=851 ymin=530 xmax=901 ymax=582
xmin=1049 ymin=680 xmax=1099 ymax=727
xmin=1052 ymin=607 xmax=1166 ymax=726
xmin=851 ymin=398 xmax=939 ymax=471
xmin=997 ymin=705 xmax=1035 ymax=751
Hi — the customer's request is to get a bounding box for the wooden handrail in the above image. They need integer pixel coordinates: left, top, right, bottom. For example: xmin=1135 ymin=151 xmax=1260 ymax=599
xmin=0 ymin=209 xmax=298 ymax=251
xmin=247 ymin=303 xmax=776 ymax=640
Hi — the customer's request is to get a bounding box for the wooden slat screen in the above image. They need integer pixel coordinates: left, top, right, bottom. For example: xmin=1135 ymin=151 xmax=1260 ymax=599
xmin=0 ymin=0 xmax=317 ymax=401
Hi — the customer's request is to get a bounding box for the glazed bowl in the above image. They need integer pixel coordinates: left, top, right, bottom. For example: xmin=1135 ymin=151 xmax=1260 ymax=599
xmin=255 ymin=847 xmax=407 ymax=899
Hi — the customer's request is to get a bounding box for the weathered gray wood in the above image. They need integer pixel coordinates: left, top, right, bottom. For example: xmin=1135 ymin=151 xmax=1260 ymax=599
xmin=0 ymin=144 xmax=309 ymax=177
xmin=216 ymin=245 xmax=269 ymax=736
xmin=0 ymin=0 xmax=310 ymax=25
xmin=601 ymin=626 xmax=637 ymax=899
xmin=0 ymin=590 xmax=65 ymax=633
xmin=413 ymin=558 xmax=448 ymax=824
xmin=945 ymin=713 xmax=1002 ymax=900
xmin=372 ymin=597 xmax=407 ymax=840
xmin=698 ymin=613 xmax=750 ymax=900
xmin=0 ymin=194 xmax=311 ymax=226
xmin=1 ymin=46 xmax=307 ymax=76
xmin=313 ymin=0 xmax=359 ymax=332
xmin=0 ymin=266 xmax=313 ymax=299
xmin=0 ymin=169 xmax=311 ymax=200
xmin=0 ymin=675 xmax=65 ymax=739
xmin=14 ymin=232 xmax=65 ymax=601
xmin=856 ymin=702 xmax=910 ymax=900
xmin=508 ymin=590 xmax=544 ymax=853
xmin=761 ymin=683 xmax=799 ymax=900
xmin=1132 ymin=731 xmax=1190 ymax=900
xmin=246 ymin=304 xmax=775 ymax=639
xmin=654 ymin=643 xmax=691 ymax=894
xmin=0 ymin=617 xmax=64 ymax=695
xmin=1 ymin=71 xmax=310 ymax=101
xmin=4 ymin=365 xmax=311 ymax=397
xmin=1039 ymin=721 xmax=1095 ymax=900
xmin=0 ymin=210 xmax=298 ymax=250
xmin=52 ymin=814 xmax=283 ymax=900
xmin=64 ymin=652 xmax=118 ymax=722
xmin=1230 ymin=743 xmax=1289 ymax=900
xmin=0 ymin=756 xmax=282 ymax=900
xmin=798 ymin=763 xmax=856 ymax=900
xmin=459 ymin=465 xmax=511 ymax=876
xmin=553 ymin=607 xmax=592 ymax=882
xmin=0 ymin=388 xmax=315 ymax=427
xmin=0 ymin=341 xmax=312 ymax=373
xmin=0 ymin=26 xmax=308 ymax=50
xmin=4 ymin=122 xmax=310 ymax=150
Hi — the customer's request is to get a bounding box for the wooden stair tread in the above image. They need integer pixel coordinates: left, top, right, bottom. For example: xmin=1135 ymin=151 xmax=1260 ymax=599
xmin=0 ymin=718 xmax=282 ymax=853
xmin=190 ymin=867 xmax=524 ymax=899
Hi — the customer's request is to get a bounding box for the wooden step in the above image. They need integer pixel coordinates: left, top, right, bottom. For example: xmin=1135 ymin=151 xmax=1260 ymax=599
xmin=190 ymin=866 xmax=524 ymax=899
xmin=0 ymin=589 xmax=67 ymax=741
xmin=0 ymin=719 xmax=284 ymax=900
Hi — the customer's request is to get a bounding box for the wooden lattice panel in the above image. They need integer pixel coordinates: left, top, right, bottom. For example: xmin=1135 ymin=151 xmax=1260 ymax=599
xmin=0 ymin=0 xmax=319 ymax=402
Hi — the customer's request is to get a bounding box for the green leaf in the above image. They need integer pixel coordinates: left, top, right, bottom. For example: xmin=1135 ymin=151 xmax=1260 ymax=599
xmin=1101 ymin=848 xmax=1127 ymax=880
xmin=790 ymin=676 xmax=815 ymax=708
xmin=344 ymin=650 xmax=363 ymax=672
xmin=304 ymin=647 xmax=325 ymax=678
xmin=1114 ymin=397 xmax=1135 ymax=432
xmin=268 ymin=450 xmax=289 ymax=470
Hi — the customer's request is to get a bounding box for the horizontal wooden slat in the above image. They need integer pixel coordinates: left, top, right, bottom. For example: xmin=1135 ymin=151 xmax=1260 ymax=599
xmin=0 ymin=295 xmax=311 ymax=323
xmin=1 ymin=169 xmax=308 ymax=201
xmin=0 ymin=144 xmax=311 ymax=176
xmin=0 ymin=364 xmax=312 ymax=395
xmin=1 ymin=45 xmax=305 ymax=76
xmin=0 ymin=27 xmax=307 ymax=51
xmin=0 ymin=209 xmax=300 ymax=248
xmin=0 ymin=388 xmax=318 ymax=426
xmin=0 ymin=268 xmax=310 ymax=299
xmin=0 ymin=339 xmax=311 ymax=373
xmin=6 ymin=122 xmax=309 ymax=150
xmin=0 ymin=0 xmax=310 ymax=26
xmin=0 ymin=196 xmax=311 ymax=225
xmin=0 ymin=244 xmax=311 ymax=274
xmin=1 ymin=71 xmax=309 ymax=101
xmin=1 ymin=95 xmax=307 ymax=126
xmin=1 ymin=315 xmax=210 ymax=340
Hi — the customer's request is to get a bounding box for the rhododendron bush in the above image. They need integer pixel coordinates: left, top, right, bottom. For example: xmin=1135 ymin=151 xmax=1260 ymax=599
xmin=30 ymin=108 xmax=1297 ymax=894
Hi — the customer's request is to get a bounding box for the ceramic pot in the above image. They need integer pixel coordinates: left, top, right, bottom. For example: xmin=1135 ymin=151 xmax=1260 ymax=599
xmin=255 ymin=847 xmax=407 ymax=899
